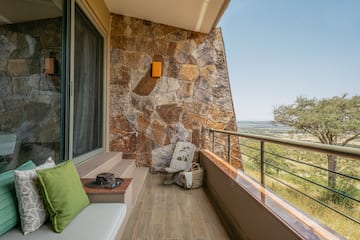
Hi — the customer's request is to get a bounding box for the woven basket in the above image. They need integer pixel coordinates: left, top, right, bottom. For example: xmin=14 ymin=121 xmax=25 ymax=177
xmin=189 ymin=162 xmax=204 ymax=189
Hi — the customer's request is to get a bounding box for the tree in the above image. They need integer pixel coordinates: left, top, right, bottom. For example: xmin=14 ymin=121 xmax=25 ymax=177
xmin=273 ymin=94 xmax=360 ymax=189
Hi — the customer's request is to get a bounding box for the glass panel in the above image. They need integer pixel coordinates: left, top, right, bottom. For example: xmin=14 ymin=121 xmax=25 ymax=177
xmin=73 ymin=6 xmax=104 ymax=157
xmin=0 ymin=0 xmax=64 ymax=172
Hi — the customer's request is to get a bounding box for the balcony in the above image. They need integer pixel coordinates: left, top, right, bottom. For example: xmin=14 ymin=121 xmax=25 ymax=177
xmin=1 ymin=1 xmax=359 ymax=239
xmin=116 ymin=128 xmax=359 ymax=240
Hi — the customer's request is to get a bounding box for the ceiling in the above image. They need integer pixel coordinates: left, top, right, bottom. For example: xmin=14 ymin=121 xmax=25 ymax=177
xmin=0 ymin=0 xmax=230 ymax=33
xmin=0 ymin=0 xmax=62 ymax=25
xmin=104 ymin=0 xmax=230 ymax=33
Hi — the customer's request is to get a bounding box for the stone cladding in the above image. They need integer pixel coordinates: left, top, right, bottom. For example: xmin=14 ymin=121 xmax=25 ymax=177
xmin=109 ymin=14 xmax=241 ymax=169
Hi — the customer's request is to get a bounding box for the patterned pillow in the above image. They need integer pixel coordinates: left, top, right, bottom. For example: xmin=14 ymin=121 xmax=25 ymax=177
xmin=14 ymin=157 xmax=56 ymax=235
xmin=166 ymin=142 xmax=196 ymax=172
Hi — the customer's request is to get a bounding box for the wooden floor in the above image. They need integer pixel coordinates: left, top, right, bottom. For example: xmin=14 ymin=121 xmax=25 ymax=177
xmin=122 ymin=173 xmax=230 ymax=240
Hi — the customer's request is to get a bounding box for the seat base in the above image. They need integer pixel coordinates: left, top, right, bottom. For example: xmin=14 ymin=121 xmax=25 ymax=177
xmin=1 ymin=203 xmax=127 ymax=240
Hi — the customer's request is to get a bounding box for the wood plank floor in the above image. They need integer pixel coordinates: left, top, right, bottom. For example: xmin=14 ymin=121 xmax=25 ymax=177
xmin=122 ymin=173 xmax=230 ymax=240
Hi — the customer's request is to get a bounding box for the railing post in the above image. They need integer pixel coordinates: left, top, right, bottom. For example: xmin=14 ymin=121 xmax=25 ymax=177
xmin=211 ymin=129 xmax=214 ymax=152
xmin=261 ymin=141 xmax=265 ymax=186
xmin=227 ymin=134 xmax=231 ymax=164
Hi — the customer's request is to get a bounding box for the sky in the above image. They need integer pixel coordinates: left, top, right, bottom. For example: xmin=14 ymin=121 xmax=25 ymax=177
xmin=218 ymin=0 xmax=360 ymax=121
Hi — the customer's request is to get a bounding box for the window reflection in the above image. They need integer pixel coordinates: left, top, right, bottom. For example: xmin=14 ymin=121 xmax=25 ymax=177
xmin=0 ymin=0 xmax=63 ymax=172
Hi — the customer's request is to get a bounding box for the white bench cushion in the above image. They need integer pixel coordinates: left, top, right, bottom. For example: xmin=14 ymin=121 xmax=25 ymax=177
xmin=1 ymin=203 xmax=127 ymax=240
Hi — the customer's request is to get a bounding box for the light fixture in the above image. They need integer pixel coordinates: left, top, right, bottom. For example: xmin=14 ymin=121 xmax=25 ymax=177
xmin=152 ymin=61 xmax=161 ymax=78
xmin=45 ymin=58 xmax=55 ymax=74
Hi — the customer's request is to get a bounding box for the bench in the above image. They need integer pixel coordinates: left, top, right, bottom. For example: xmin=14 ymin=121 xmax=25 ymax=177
xmin=1 ymin=203 xmax=127 ymax=240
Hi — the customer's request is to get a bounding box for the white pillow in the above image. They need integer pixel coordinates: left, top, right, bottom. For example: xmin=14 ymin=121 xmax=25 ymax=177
xmin=14 ymin=157 xmax=56 ymax=235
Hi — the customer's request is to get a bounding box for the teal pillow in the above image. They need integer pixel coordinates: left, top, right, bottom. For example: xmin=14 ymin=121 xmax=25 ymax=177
xmin=0 ymin=161 xmax=36 ymax=236
xmin=37 ymin=160 xmax=89 ymax=233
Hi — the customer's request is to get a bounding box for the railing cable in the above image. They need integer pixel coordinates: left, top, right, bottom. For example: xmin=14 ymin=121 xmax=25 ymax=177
xmin=266 ymin=174 xmax=360 ymax=225
xmin=264 ymin=151 xmax=360 ymax=181
xmin=266 ymin=162 xmax=360 ymax=203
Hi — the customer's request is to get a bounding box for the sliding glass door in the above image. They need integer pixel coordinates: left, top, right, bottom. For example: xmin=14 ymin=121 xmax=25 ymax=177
xmin=0 ymin=1 xmax=105 ymax=169
xmin=70 ymin=4 xmax=105 ymax=160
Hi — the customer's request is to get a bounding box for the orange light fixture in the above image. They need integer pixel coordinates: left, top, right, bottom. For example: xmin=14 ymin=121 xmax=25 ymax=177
xmin=45 ymin=58 xmax=55 ymax=74
xmin=152 ymin=61 xmax=161 ymax=78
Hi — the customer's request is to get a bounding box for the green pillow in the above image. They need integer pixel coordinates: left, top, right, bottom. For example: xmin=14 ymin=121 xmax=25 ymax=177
xmin=37 ymin=160 xmax=89 ymax=233
xmin=0 ymin=161 xmax=36 ymax=236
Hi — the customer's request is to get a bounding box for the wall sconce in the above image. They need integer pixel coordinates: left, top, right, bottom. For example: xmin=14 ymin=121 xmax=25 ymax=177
xmin=152 ymin=61 xmax=161 ymax=78
xmin=45 ymin=58 xmax=55 ymax=74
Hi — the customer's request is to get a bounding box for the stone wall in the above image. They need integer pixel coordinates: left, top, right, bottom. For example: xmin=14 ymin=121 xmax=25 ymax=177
xmin=110 ymin=14 xmax=240 ymax=169
xmin=0 ymin=18 xmax=62 ymax=170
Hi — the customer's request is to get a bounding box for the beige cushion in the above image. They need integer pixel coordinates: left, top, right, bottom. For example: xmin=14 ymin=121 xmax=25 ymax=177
xmin=1 ymin=203 xmax=127 ymax=240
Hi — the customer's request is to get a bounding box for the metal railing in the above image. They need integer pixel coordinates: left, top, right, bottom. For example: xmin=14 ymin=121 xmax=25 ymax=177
xmin=207 ymin=128 xmax=360 ymax=225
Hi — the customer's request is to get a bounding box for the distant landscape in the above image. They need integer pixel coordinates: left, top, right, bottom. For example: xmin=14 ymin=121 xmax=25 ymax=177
xmin=237 ymin=120 xmax=292 ymax=134
xmin=237 ymin=121 xmax=360 ymax=147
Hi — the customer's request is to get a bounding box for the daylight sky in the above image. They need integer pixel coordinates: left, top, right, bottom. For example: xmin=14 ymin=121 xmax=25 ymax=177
xmin=218 ymin=0 xmax=360 ymax=121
